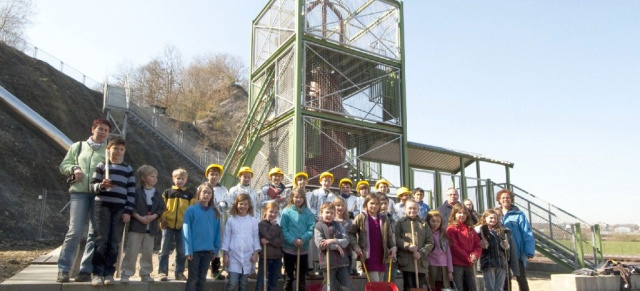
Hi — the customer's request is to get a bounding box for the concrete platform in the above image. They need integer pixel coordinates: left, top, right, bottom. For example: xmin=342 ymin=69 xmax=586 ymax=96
xmin=551 ymin=273 xmax=640 ymax=291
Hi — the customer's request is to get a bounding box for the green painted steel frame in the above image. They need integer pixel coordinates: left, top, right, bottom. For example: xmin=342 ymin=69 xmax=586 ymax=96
xmin=248 ymin=0 xmax=407 ymax=178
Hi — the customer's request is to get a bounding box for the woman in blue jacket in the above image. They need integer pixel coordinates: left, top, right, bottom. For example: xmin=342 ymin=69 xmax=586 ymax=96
xmin=496 ymin=189 xmax=535 ymax=291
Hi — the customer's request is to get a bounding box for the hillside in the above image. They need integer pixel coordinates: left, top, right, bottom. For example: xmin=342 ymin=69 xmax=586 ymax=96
xmin=0 ymin=42 xmax=243 ymax=242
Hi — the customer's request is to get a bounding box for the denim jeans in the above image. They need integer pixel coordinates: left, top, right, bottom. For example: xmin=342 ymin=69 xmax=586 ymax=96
xmin=158 ymin=227 xmax=185 ymax=276
xmin=482 ymin=267 xmax=506 ymax=291
xmin=91 ymin=202 xmax=124 ymax=277
xmin=255 ymin=258 xmax=282 ymax=291
xmin=226 ymin=272 xmax=248 ymax=291
xmin=453 ymin=265 xmax=478 ymax=291
xmin=57 ymin=193 xmax=96 ymax=273
xmin=187 ymin=251 xmax=213 ymax=291
xmin=324 ymin=266 xmax=352 ymax=291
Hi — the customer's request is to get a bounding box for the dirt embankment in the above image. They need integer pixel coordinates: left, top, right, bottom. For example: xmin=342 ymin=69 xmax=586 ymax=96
xmin=0 ymin=42 xmax=216 ymax=282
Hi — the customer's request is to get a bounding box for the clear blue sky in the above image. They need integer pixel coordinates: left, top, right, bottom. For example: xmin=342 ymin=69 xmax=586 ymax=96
xmin=26 ymin=1 xmax=639 ymax=224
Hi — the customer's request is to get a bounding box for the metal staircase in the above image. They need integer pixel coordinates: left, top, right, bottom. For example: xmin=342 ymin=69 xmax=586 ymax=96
xmin=220 ymin=67 xmax=276 ymax=188
xmin=490 ymin=183 xmax=603 ymax=271
xmin=127 ymin=111 xmax=204 ymax=172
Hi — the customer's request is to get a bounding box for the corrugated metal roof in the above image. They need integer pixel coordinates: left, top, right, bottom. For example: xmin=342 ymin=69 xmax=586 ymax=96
xmin=359 ymin=140 xmax=514 ymax=174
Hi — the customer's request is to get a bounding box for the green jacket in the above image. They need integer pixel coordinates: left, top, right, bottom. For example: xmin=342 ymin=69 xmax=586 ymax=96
xmin=59 ymin=141 xmax=107 ymax=193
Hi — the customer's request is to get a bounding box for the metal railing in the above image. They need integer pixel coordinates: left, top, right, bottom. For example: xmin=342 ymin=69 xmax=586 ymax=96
xmin=127 ymin=100 xmax=226 ymax=169
xmin=493 ymin=183 xmax=603 ymax=269
xmin=6 ymin=36 xmax=227 ymax=170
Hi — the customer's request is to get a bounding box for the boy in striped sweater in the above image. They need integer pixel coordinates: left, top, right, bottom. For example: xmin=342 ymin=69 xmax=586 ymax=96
xmin=89 ymin=136 xmax=136 ymax=286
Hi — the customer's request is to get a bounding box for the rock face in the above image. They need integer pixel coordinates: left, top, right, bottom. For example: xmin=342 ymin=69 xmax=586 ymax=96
xmin=0 ymin=43 xmax=221 ymax=241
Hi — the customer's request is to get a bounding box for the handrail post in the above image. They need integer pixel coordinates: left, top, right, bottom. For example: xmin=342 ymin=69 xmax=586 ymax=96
xmin=548 ymin=203 xmax=554 ymax=240
xmin=487 ymin=179 xmax=493 ymax=209
xmin=592 ymin=224 xmax=603 ymax=265
xmin=573 ymin=223 xmax=585 ymax=268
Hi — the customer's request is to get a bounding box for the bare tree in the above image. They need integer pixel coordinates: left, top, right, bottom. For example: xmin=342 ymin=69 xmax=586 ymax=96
xmin=0 ymin=0 xmax=35 ymax=47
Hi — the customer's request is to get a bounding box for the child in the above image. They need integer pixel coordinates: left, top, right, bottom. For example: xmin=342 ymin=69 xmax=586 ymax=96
xmin=314 ymin=202 xmax=352 ymax=291
xmin=328 ymin=178 xmax=358 ymax=219
xmin=355 ymin=180 xmax=370 ymax=218
xmin=120 ymin=165 xmax=166 ymax=283
xmin=475 ymin=209 xmax=509 ymax=291
xmin=260 ymin=167 xmax=288 ymax=220
xmin=221 ymin=193 xmax=261 ymax=291
xmin=255 ymin=201 xmax=284 ymax=291
xmin=375 ymin=179 xmax=395 ymax=217
xmin=159 ymin=168 xmax=195 ymax=281
xmin=393 ymin=187 xmax=412 ymax=221
xmin=228 ymin=166 xmax=260 ymax=219
xmin=307 ymin=171 xmax=334 ymax=219
xmin=413 ymin=188 xmax=431 ymax=221
xmin=89 ymin=136 xmax=136 ymax=286
xmin=426 ymin=210 xmax=453 ymax=291
xmin=446 ymin=202 xmax=481 ymax=291
xmin=293 ymin=172 xmax=309 ymax=191
xmin=332 ymin=196 xmax=355 ymax=275
xmin=306 ymin=171 xmax=333 ymax=276
xmin=205 ymin=164 xmax=228 ymax=279
xmin=349 ymin=194 xmax=396 ymax=282
xmin=464 ymin=199 xmax=480 ymax=225
xmin=183 ymin=182 xmax=222 ymax=291
xmin=395 ymin=200 xmax=434 ymax=291
xmin=280 ymin=187 xmax=315 ymax=291
xmin=377 ymin=193 xmax=398 ymax=282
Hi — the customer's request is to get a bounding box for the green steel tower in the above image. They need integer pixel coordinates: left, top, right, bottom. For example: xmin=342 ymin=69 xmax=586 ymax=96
xmin=222 ymin=0 xmax=409 ymax=190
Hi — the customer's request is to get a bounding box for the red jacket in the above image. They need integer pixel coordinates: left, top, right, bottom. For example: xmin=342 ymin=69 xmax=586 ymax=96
xmin=446 ymin=221 xmax=482 ymax=266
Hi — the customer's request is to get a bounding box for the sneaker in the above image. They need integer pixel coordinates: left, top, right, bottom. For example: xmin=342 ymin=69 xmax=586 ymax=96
xmin=141 ymin=275 xmax=155 ymax=283
xmin=159 ymin=273 xmax=169 ymax=281
xmin=103 ymin=276 xmax=116 ymax=285
xmin=56 ymin=271 xmax=70 ymax=283
xmin=120 ymin=275 xmax=130 ymax=284
xmin=91 ymin=276 xmax=104 ymax=287
xmin=74 ymin=271 xmax=91 ymax=282
xmin=175 ymin=273 xmax=187 ymax=281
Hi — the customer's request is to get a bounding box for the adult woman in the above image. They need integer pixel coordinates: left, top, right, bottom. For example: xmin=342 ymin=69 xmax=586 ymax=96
xmin=496 ymin=189 xmax=535 ymax=291
xmin=57 ymin=118 xmax=111 ymax=282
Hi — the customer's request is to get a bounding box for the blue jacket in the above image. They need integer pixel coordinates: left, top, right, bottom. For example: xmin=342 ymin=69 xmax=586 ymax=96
xmin=182 ymin=203 xmax=221 ymax=256
xmin=280 ymin=205 xmax=315 ymax=252
xmin=501 ymin=205 xmax=535 ymax=267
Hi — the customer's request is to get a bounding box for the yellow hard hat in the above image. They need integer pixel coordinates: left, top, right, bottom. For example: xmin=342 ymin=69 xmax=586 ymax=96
xmin=356 ymin=180 xmax=370 ymax=190
xmin=375 ymin=179 xmax=390 ymax=189
xmin=339 ymin=178 xmax=353 ymax=187
xmin=293 ymin=172 xmax=309 ymax=187
xmin=268 ymin=167 xmax=285 ymax=177
xmin=204 ymin=164 xmax=223 ymax=177
xmin=237 ymin=166 xmax=254 ymax=177
xmin=396 ymin=187 xmax=411 ymax=198
xmin=319 ymin=172 xmax=334 ymax=184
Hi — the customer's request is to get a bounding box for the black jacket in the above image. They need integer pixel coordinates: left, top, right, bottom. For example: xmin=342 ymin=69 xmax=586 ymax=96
xmin=129 ymin=186 xmax=166 ymax=235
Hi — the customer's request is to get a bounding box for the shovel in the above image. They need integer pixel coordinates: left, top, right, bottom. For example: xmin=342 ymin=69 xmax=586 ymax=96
xmin=263 ymin=242 xmax=267 ymax=291
xmin=410 ymin=220 xmax=427 ymax=291
xmin=296 ymin=246 xmax=300 ymax=291
xmin=361 ymin=255 xmax=399 ymax=291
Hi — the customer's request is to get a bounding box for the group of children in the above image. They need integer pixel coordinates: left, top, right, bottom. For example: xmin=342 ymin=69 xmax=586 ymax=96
xmin=75 ymin=137 xmax=511 ymax=291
